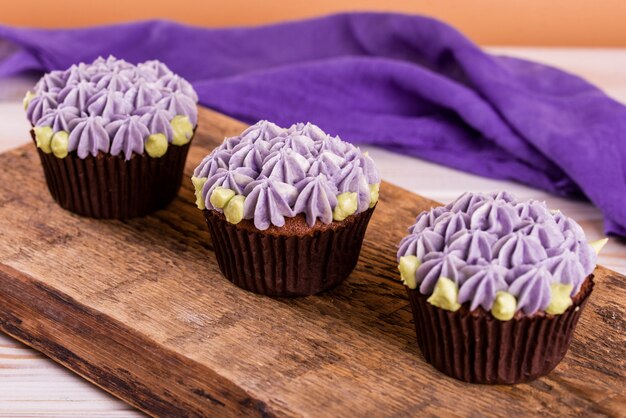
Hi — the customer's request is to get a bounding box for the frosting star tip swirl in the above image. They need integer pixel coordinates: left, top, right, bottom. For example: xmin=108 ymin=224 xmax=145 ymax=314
xmin=397 ymin=191 xmax=603 ymax=319
xmin=26 ymin=55 xmax=198 ymax=160
xmin=193 ymin=120 xmax=380 ymax=230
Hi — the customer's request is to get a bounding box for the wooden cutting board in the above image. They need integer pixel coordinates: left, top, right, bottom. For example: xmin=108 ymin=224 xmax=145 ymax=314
xmin=0 ymin=107 xmax=624 ymax=417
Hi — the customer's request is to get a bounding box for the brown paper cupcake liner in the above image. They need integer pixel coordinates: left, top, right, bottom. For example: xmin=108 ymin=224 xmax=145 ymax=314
xmin=32 ymin=132 xmax=192 ymax=219
xmin=407 ymin=276 xmax=594 ymax=384
xmin=203 ymin=208 xmax=375 ymax=297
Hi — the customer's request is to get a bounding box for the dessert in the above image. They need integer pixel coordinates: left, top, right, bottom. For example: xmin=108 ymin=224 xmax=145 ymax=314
xmin=193 ymin=120 xmax=380 ymax=296
xmin=397 ymin=191 xmax=606 ymax=383
xmin=24 ymin=56 xmax=198 ymax=218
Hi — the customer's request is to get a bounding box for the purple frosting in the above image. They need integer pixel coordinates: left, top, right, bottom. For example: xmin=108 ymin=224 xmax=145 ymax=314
xmin=68 ymin=115 xmax=110 ymax=158
xmin=27 ymin=91 xmax=57 ymax=123
xmin=26 ymin=56 xmax=198 ymax=160
xmin=293 ymin=175 xmax=338 ymax=226
xmin=138 ymin=108 xmax=174 ymax=141
xmin=35 ymin=105 xmax=80 ymax=132
xmin=107 ymin=115 xmax=150 ymax=160
xmin=193 ymin=120 xmax=380 ymax=230
xmin=397 ymin=192 xmax=597 ymax=315
xmin=58 ymin=80 xmax=96 ymax=110
xmin=243 ymin=178 xmax=298 ymax=229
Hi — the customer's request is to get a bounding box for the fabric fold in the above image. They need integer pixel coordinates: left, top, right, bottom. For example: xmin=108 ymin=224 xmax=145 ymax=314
xmin=1 ymin=12 xmax=624 ymax=234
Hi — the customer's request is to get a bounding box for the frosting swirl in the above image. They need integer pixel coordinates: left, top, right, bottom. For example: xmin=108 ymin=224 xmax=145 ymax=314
xmin=459 ymin=261 xmax=508 ymax=311
xmin=243 ymin=177 xmax=298 ymax=229
xmin=397 ymin=192 xmax=598 ymax=317
xmin=293 ymin=175 xmax=338 ymax=226
xmin=68 ymin=115 xmax=110 ymax=158
xmin=35 ymin=105 xmax=80 ymax=132
xmin=107 ymin=115 xmax=150 ymax=160
xmin=57 ymin=80 xmax=96 ymax=109
xmin=193 ymin=120 xmax=380 ymax=230
xmin=26 ymin=55 xmax=198 ymax=160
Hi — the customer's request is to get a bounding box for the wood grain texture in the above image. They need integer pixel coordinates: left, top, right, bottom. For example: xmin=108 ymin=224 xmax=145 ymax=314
xmin=0 ymin=107 xmax=624 ymax=417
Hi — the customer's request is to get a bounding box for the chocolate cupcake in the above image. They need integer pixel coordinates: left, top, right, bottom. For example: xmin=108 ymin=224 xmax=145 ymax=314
xmin=397 ymin=192 xmax=607 ymax=384
xmin=24 ymin=56 xmax=198 ymax=219
xmin=193 ymin=120 xmax=380 ymax=297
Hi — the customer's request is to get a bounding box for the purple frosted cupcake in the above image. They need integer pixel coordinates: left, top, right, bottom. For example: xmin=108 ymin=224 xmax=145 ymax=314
xmin=24 ymin=56 xmax=198 ymax=219
xmin=397 ymin=192 xmax=607 ymax=384
xmin=192 ymin=120 xmax=380 ymax=296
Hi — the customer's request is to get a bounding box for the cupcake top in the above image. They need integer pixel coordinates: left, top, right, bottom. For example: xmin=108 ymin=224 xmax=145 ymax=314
xmin=397 ymin=192 xmax=605 ymax=320
xmin=24 ymin=56 xmax=198 ymax=160
xmin=192 ymin=120 xmax=380 ymax=230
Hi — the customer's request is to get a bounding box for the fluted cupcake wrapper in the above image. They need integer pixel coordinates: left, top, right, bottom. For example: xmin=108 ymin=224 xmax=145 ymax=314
xmin=33 ymin=132 xmax=192 ymax=219
xmin=407 ymin=276 xmax=594 ymax=384
xmin=203 ymin=208 xmax=375 ymax=297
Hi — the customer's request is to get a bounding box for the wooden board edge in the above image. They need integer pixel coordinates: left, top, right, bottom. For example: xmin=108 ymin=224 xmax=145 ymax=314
xmin=0 ymin=262 xmax=279 ymax=418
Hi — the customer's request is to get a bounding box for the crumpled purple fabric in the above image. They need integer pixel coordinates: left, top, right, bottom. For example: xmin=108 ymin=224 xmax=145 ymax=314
xmin=1 ymin=13 xmax=624 ymax=236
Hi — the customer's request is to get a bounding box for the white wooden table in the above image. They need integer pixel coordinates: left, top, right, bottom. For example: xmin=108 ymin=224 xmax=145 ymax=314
xmin=0 ymin=47 xmax=625 ymax=416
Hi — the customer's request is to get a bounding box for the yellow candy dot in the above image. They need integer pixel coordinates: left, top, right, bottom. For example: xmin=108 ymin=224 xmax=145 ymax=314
xmin=589 ymin=238 xmax=608 ymax=255
xmin=171 ymin=115 xmax=194 ymax=146
xmin=50 ymin=131 xmax=69 ymax=158
xmin=545 ymin=283 xmax=574 ymax=315
xmin=145 ymin=133 xmax=168 ymax=158
xmin=491 ymin=291 xmax=517 ymax=321
xmin=191 ymin=176 xmax=208 ymax=210
xmin=333 ymin=192 xmax=358 ymax=221
xmin=23 ymin=91 xmax=36 ymax=110
xmin=398 ymin=255 xmax=420 ymax=289
xmin=223 ymin=195 xmax=245 ymax=224
xmin=427 ymin=277 xmax=461 ymax=312
xmin=210 ymin=187 xmax=236 ymax=209
xmin=33 ymin=126 xmax=54 ymax=154
xmin=369 ymin=183 xmax=380 ymax=208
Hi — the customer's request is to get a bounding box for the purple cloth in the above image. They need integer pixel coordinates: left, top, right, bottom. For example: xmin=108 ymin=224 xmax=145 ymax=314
xmin=1 ymin=13 xmax=624 ymax=235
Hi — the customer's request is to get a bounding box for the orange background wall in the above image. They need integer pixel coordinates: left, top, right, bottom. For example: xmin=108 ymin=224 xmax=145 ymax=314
xmin=2 ymin=0 xmax=626 ymax=46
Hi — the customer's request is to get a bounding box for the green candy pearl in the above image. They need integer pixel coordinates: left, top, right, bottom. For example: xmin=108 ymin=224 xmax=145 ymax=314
xmin=50 ymin=131 xmax=69 ymax=158
xmin=145 ymin=133 xmax=168 ymax=158
xmin=34 ymin=126 xmax=54 ymax=154
xmin=224 ymin=195 xmax=245 ymax=224
xmin=171 ymin=115 xmax=194 ymax=146
xmin=333 ymin=192 xmax=358 ymax=221
xmin=427 ymin=277 xmax=461 ymax=312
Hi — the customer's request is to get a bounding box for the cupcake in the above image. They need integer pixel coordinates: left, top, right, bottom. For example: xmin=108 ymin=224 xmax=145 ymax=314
xmin=397 ymin=191 xmax=607 ymax=384
xmin=192 ymin=120 xmax=380 ymax=297
xmin=24 ymin=56 xmax=198 ymax=219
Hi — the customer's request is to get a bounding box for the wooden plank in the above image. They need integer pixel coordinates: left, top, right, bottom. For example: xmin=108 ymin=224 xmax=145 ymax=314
xmin=0 ymin=107 xmax=624 ymax=417
xmin=0 ymin=330 xmax=140 ymax=417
